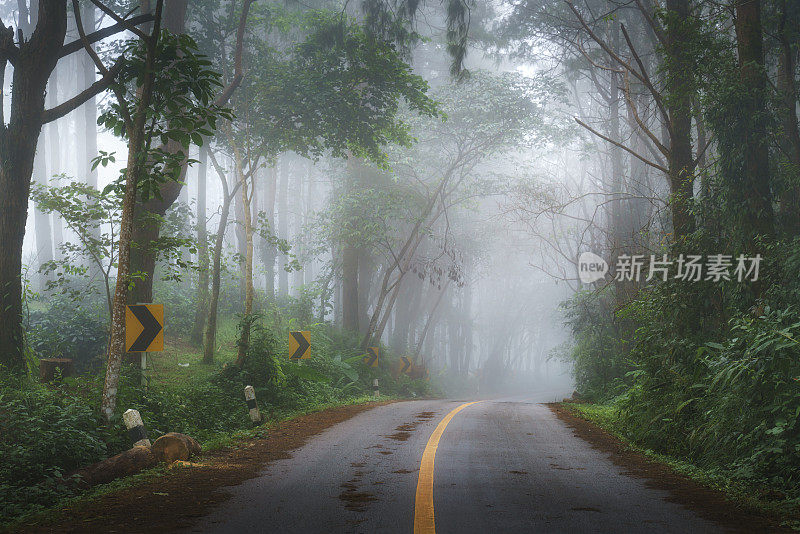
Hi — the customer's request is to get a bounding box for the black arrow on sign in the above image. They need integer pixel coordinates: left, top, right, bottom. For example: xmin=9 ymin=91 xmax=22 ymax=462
xmin=401 ymin=356 xmax=412 ymax=374
xmin=128 ymin=305 xmax=162 ymax=352
xmin=363 ymin=347 xmax=377 ymax=367
xmin=290 ymin=331 xmax=310 ymax=359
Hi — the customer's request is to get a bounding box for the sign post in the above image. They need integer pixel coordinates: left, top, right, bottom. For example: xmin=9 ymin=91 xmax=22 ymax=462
xmin=126 ymin=304 xmax=164 ymax=388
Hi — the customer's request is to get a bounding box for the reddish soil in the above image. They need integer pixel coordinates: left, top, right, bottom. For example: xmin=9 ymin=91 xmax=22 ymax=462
xmin=549 ymin=403 xmax=797 ymax=533
xmin=12 ymin=401 xmax=393 ymax=534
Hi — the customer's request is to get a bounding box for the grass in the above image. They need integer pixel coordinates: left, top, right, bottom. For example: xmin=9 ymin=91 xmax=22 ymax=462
xmin=562 ymin=402 xmax=800 ymax=530
xmin=146 ymin=316 xmax=239 ymax=388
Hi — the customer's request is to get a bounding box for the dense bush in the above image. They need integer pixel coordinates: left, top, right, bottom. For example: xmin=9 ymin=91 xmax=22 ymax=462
xmin=0 ymin=380 xmax=109 ymax=522
xmin=566 ymin=238 xmax=800 ymax=495
xmin=25 ymin=297 xmax=108 ymax=373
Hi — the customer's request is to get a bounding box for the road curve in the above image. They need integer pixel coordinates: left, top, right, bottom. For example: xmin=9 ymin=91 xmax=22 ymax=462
xmin=185 ymin=393 xmax=728 ymax=534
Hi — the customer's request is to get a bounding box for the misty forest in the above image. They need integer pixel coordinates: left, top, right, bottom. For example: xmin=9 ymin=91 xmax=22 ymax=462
xmin=2 ymin=0 xmax=800 ymax=529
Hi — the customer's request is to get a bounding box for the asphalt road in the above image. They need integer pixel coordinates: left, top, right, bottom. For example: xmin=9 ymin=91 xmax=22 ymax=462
xmin=186 ymin=392 xmax=728 ymax=534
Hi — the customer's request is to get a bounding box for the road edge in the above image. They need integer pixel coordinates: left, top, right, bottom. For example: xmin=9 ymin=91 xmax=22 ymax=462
xmin=549 ymin=402 xmax=798 ymax=533
xmin=7 ymin=398 xmax=399 ymax=534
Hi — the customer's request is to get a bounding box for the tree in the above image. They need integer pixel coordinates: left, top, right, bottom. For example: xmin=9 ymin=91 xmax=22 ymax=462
xmin=734 ymin=0 xmax=774 ymax=240
xmin=199 ymin=11 xmax=440 ymax=365
xmin=0 ymin=1 xmax=153 ymax=372
xmin=30 ymin=181 xmax=122 ymax=317
xmin=360 ymin=71 xmax=564 ymax=348
xmin=74 ymin=6 xmax=232 ymax=419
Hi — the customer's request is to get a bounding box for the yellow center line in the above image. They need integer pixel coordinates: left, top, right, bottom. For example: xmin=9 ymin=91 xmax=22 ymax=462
xmin=414 ymin=401 xmax=480 ymax=534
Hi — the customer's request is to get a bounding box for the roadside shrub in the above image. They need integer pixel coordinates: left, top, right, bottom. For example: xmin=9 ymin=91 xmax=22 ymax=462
xmin=0 ymin=381 xmax=108 ymax=523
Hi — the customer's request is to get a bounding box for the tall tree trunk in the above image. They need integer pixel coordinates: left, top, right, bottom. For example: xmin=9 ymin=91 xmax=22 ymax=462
xmin=0 ymin=0 xmax=66 ymax=372
xmin=665 ymin=0 xmax=696 ymax=238
xmin=776 ymin=0 xmax=800 ymax=234
xmin=342 ymin=244 xmax=359 ymax=332
xmin=733 ymin=0 xmax=774 ymax=240
xmin=235 ymin=147 xmax=255 ymax=366
xmin=357 ymin=248 xmax=373 ymax=335
xmin=261 ymin=163 xmax=277 ymax=299
xmin=233 ymin=157 xmax=247 ymax=302
xmin=304 ymin=168 xmax=315 ymax=286
xmin=46 ymin=62 xmax=63 ymax=261
xmin=277 ymin=156 xmax=289 ymax=297
xmin=33 ymin=138 xmax=54 ymax=287
xmin=204 ymin=154 xmax=238 ymax=364
xmin=190 ymin=144 xmax=210 ymax=345
xmin=292 ymin=161 xmax=305 ymax=293
xmin=204 ymin=194 xmax=233 ymax=364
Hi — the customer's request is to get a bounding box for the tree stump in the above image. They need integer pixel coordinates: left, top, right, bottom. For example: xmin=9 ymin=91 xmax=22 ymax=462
xmin=151 ymin=432 xmax=201 ymax=463
xmin=39 ymin=358 xmax=75 ymax=382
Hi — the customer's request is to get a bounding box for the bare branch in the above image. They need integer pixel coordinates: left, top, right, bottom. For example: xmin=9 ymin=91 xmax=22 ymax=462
xmin=620 ymin=23 xmax=671 ymax=134
xmin=59 ymin=13 xmax=154 ymax=58
xmin=214 ymin=0 xmax=255 ymax=107
xmin=42 ymin=58 xmax=124 ymax=123
xmin=575 ymin=117 xmax=668 ymax=173
xmin=89 ymin=0 xmax=149 ymax=41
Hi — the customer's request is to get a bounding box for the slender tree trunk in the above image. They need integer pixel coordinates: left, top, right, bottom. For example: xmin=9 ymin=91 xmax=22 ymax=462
xmin=278 ymin=156 xmax=289 ymax=297
xmin=304 ymin=168 xmax=315 ymax=286
xmin=262 ymin=163 xmax=277 ymax=299
xmin=342 ymin=244 xmax=359 ymax=332
xmin=102 ymin=21 xmax=162 ymax=420
xmin=33 ymin=139 xmax=54 ymax=287
xmin=414 ymin=280 xmax=450 ymax=359
xmin=292 ymin=161 xmax=305 ymax=293
xmin=204 ymin=159 xmax=237 ymax=364
xmin=235 ymin=147 xmax=255 ymax=366
xmin=204 ymin=195 xmax=233 ymax=364
xmin=357 ymin=248 xmax=373 ymax=336
xmin=191 ymin=144 xmax=210 ymax=345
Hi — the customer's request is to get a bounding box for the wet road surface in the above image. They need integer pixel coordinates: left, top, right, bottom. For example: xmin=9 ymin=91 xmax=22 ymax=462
xmin=186 ymin=392 xmax=728 ymax=533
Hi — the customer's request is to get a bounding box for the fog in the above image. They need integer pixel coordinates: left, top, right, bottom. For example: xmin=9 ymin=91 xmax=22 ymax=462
xmin=4 ymin=0 xmax=666 ymax=398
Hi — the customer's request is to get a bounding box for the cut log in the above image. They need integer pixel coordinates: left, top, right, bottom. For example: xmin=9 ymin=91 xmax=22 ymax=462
xmin=75 ymin=445 xmax=157 ymax=487
xmin=151 ymin=432 xmax=201 ymax=463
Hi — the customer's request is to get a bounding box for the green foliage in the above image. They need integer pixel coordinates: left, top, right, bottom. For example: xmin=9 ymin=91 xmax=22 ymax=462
xmin=25 ymin=298 xmax=108 ymax=374
xmin=0 ymin=381 xmax=108 ymax=523
xmin=240 ymin=12 xmax=440 ymax=166
xmin=565 ymin=238 xmax=800 ymax=497
xmin=30 ymin=180 xmax=121 ymax=312
xmin=561 ymin=287 xmax=628 ymax=401
xmin=99 ymin=30 xmax=232 ymax=201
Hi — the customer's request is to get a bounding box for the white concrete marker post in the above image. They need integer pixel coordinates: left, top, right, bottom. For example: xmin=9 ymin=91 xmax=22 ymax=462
xmin=244 ymin=385 xmax=261 ymax=423
xmin=373 ymin=378 xmax=379 ymax=399
xmin=122 ymin=408 xmax=151 ymax=447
